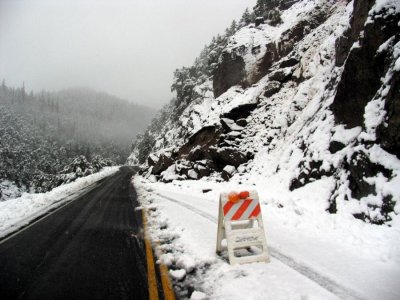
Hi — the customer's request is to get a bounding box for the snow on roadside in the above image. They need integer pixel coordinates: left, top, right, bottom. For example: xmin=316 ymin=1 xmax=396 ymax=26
xmin=0 ymin=166 xmax=119 ymax=239
xmin=0 ymin=180 xmax=23 ymax=201
xmin=134 ymin=176 xmax=400 ymax=300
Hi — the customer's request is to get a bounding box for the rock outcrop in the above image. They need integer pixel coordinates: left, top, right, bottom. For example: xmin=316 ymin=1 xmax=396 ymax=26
xmin=213 ymin=53 xmax=247 ymax=98
xmin=331 ymin=0 xmax=400 ymax=129
xmin=131 ymin=0 xmax=400 ymax=224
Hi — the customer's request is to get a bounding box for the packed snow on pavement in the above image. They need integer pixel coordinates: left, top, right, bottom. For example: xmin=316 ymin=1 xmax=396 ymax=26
xmin=134 ymin=176 xmax=400 ymax=300
xmin=0 ymin=166 xmax=119 ymax=239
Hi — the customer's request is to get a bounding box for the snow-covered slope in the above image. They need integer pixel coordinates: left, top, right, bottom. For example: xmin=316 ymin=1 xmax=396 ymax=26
xmin=130 ymin=0 xmax=400 ymax=225
xmin=130 ymin=0 xmax=400 ymax=298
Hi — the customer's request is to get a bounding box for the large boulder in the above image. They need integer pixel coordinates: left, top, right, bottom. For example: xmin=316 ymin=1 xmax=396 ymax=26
xmin=345 ymin=151 xmax=393 ymax=224
xmin=178 ymin=126 xmax=221 ymax=158
xmin=279 ymin=56 xmax=299 ymax=68
xmin=173 ymin=159 xmax=212 ymax=179
xmin=147 ymin=153 xmax=159 ymax=166
xmin=187 ymin=146 xmax=203 ymax=161
xmin=175 ymin=159 xmax=193 ymax=176
xmin=278 ymin=7 xmax=329 ymax=57
xmin=213 ymin=52 xmax=247 ymax=98
xmin=268 ymin=68 xmax=293 ymax=82
xmin=253 ymin=3 xmax=329 ymax=82
xmin=377 ymin=69 xmax=400 ymax=158
xmin=222 ymin=165 xmax=237 ymax=181
xmin=220 ymin=118 xmax=244 ymax=132
xmin=151 ymin=152 xmax=175 ymax=175
xmin=187 ymin=169 xmax=199 ymax=180
xmin=289 ymin=160 xmax=333 ymax=191
xmin=263 ymin=81 xmax=281 ymax=97
xmin=255 ymin=17 xmax=264 ymax=27
xmin=195 ymin=163 xmax=211 ymax=178
xmin=209 ymin=147 xmax=250 ymax=169
xmin=331 ymin=0 xmax=400 ymax=158
xmin=335 ymin=0 xmax=375 ymax=67
xmin=252 ymin=42 xmax=280 ymax=83
xmin=196 ymin=159 xmax=217 ymax=171
xmin=221 ymin=103 xmax=258 ymax=120
xmin=236 ymin=118 xmax=247 ymax=127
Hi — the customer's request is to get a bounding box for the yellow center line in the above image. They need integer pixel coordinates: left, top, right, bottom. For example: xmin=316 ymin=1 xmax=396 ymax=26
xmin=156 ymin=241 xmax=176 ymax=300
xmin=142 ymin=209 xmax=159 ymax=300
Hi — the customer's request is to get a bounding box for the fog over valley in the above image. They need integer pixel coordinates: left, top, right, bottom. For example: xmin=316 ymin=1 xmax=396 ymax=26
xmin=0 ymin=0 xmax=255 ymax=198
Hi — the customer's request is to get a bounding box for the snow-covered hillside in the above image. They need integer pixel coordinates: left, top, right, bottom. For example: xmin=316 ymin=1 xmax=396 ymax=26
xmin=129 ymin=0 xmax=400 ymax=298
xmin=0 ymin=84 xmax=154 ymax=199
xmin=130 ymin=0 xmax=400 ymax=225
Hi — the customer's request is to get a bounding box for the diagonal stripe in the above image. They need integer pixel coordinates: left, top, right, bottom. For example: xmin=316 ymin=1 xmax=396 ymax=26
xmin=243 ymin=198 xmax=260 ymax=219
xmin=249 ymin=204 xmax=261 ymax=219
xmin=223 ymin=201 xmax=235 ymax=216
xmin=231 ymin=199 xmax=252 ymax=220
xmin=224 ymin=201 xmax=241 ymax=220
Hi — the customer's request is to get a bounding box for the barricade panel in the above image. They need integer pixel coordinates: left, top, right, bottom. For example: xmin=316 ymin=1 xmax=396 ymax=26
xmin=216 ymin=190 xmax=270 ymax=265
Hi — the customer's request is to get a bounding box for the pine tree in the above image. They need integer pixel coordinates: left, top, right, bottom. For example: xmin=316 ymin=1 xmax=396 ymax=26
xmin=137 ymin=131 xmax=154 ymax=164
xmin=240 ymin=8 xmax=255 ymax=26
xmin=254 ymin=0 xmax=282 ymax=26
xmin=1 ymin=79 xmax=6 ymax=92
xmin=240 ymin=8 xmax=251 ymax=25
xmin=225 ymin=20 xmax=237 ymax=37
xmin=22 ymin=82 xmax=26 ymax=103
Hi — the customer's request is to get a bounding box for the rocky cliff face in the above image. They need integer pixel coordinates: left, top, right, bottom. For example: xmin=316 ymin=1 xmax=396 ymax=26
xmin=129 ymin=0 xmax=400 ymax=224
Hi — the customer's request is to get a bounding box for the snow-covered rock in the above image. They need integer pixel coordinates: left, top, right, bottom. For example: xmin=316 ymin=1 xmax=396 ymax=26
xmin=222 ymin=165 xmax=237 ymax=181
xmin=190 ymin=291 xmax=207 ymax=300
xmin=169 ymin=269 xmax=186 ymax=281
xmin=132 ymin=0 xmax=400 ymax=224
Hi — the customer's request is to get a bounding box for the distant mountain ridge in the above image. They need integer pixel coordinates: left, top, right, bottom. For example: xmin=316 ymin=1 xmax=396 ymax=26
xmin=54 ymin=87 xmax=155 ymax=149
xmin=0 ymin=83 xmax=155 ymax=198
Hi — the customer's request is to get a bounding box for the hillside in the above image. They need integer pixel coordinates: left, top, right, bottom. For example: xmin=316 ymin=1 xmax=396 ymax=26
xmin=54 ymin=87 xmax=155 ymax=149
xmin=0 ymin=83 xmax=155 ymax=199
xmin=129 ymin=0 xmax=400 ymax=225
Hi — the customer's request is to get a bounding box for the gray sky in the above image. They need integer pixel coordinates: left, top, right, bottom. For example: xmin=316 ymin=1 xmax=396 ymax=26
xmin=0 ymin=0 xmax=255 ymax=108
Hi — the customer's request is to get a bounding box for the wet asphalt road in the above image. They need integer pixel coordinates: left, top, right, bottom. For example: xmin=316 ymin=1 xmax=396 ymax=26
xmin=0 ymin=166 xmax=149 ymax=300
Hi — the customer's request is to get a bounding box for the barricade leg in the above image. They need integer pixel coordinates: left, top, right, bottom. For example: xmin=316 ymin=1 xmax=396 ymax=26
xmin=216 ymin=202 xmax=224 ymax=254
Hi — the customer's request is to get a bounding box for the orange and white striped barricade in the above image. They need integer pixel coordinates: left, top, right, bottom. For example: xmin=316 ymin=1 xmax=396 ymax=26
xmin=216 ymin=190 xmax=270 ymax=265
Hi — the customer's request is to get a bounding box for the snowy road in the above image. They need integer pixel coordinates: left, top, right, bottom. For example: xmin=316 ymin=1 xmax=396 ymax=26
xmin=154 ymin=192 xmax=365 ymax=300
xmin=0 ymin=167 xmax=150 ymax=300
xmin=135 ymin=178 xmax=400 ymax=300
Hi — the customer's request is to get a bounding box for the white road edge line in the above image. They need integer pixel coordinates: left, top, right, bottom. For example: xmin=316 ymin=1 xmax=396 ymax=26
xmin=0 ymin=181 xmax=101 ymax=245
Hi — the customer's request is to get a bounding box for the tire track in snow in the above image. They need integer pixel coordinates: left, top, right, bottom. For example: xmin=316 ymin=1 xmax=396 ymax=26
xmin=155 ymin=192 xmax=367 ymax=300
xmin=155 ymin=192 xmax=217 ymax=223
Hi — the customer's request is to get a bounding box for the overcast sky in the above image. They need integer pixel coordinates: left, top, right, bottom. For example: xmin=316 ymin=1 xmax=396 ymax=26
xmin=0 ymin=0 xmax=256 ymax=108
